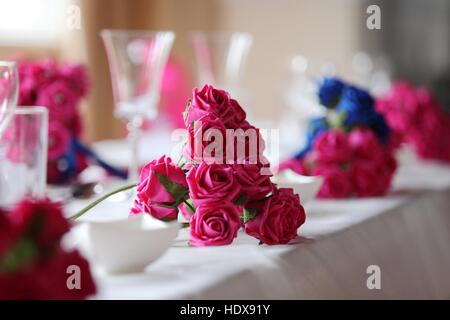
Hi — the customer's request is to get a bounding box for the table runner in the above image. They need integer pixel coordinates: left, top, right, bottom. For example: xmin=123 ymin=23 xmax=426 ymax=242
xmin=66 ymin=162 xmax=450 ymax=299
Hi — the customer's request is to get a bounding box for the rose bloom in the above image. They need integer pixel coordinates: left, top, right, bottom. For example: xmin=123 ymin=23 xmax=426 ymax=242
xmin=373 ymin=152 xmax=397 ymax=195
xmin=12 ymin=199 xmax=70 ymax=249
xmin=244 ymin=188 xmax=306 ymax=245
xmin=313 ymin=130 xmax=352 ymax=164
xmin=36 ymin=80 xmax=79 ymax=125
xmin=186 ymin=162 xmax=240 ymax=206
xmin=183 ymin=114 xmax=227 ymax=164
xmin=0 ymin=248 xmax=96 ymax=300
xmin=185 ymin=84 xmax=247 ymax=129
xmin=348 ymin=128 xmax=382 ymax=161
xmin=312 ymin=165 xmax=352 ymax=198
xmin=350 ymin=160 xmax=383 ymax=197
xmin=48 ymin=122 xmax=70 ymax=161
xmin=189 ymin=202 xmax=241 ymax=246
xmin=0 ymin=212 xmax=17 ymax=260
xmin=232 ymin=164 xmax=273 ymax=202
xmin=131 ymin=156 xmax=187 ymax=220
xmin=229 ymin=121 xmax=266 ymax=165
xmin=60 ymin=63 xmax=89 ymax=97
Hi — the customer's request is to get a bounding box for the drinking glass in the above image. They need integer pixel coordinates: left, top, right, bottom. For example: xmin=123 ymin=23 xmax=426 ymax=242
xmin=101 ymin=30 xmax=175 ymax=183
xmin=190 ymin=32 xmax=252 ymax=101
xmin=0 ymin=61 xmax=18 ymax=137
xmin=0 ymin=107 xmax=48 ymax=209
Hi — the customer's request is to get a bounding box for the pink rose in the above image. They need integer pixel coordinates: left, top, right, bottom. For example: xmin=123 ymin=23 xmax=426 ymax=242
xmin=186 ymin=162 xmax=240 ymax=206
xmin=131 ymin=156 xmax=188 ymax=220
xmin=313 ymin=130 xmax=352 ymax=164
xmin=48 ymin=122 xmax=70 ymax=161
xmin=185 ymin=84 xmax=247 ymax=129
xmin=228 ymin=98 xmax=247 ymax=128
xmin=189 ymin=202 xmax=241 ymax=246
xmin=374 ymin=152 xmax=397 ymax=195
xmin=183 ymin=114 xmax=227 ymax=164
xmin=232 ymin=164 xmax=273 ymax=202
xmin=312 ymin=165 xmax=352 ymax=198
xmin=279 ymin=158 xmax=308 ymax=175
xmin=12 ymin=199 xmax=70 ymax=249
xmin=348 ymin=128 xmax=381 ymax=160
xmin=60 ymin=63 xmax=89 ymax=97
xmin=244 ymin=188 xmax=306 ymax=245
xmin=349 ymin=160 xmax=382 ymax=197
xmin=36 ymin=80 xmax=78 ymax=125
xmin=230 ymin=121 xmax=266 ymax=165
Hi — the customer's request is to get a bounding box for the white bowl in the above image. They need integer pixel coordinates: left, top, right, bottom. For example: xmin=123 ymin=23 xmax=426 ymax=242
xmin=272 ymin=169 xmax=323 ymax=204
xmin=85 ymin=214 xmax=180 ymax=274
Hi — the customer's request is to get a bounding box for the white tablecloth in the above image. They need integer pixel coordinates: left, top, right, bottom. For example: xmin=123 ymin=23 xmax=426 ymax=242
xmin=66 ymin=161 xmax=450 ymax=299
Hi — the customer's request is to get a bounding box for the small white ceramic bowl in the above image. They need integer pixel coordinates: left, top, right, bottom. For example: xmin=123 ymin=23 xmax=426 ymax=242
xmin=272 ymin=169 xmax=324 ymax=204
xmin=84 ymin=214 xmax=180 ymax=274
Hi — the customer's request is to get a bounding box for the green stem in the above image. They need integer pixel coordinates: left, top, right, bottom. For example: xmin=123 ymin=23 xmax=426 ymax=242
xmin=182 ymin=198 xmax=195 ymax=213
xmin=69 ymin=183 xmax=137 ymax=220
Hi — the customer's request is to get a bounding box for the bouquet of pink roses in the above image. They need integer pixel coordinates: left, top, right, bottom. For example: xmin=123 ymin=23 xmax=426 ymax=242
xmin=17 ymin=59 xmax=90 ymax=184
xmin=126 ymin=85 xmax=307 ymax=246
xmin=376 ymin=82 xmax=450 ymax=163
xmin=280 ymin=77 xmax=397 ymax=198
xmin=0 ymin=199 xmax=96 ymax=299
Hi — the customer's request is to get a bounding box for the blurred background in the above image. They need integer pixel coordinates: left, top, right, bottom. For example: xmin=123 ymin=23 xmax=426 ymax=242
xmin=0 ymin=0 xmax=449 ymax=143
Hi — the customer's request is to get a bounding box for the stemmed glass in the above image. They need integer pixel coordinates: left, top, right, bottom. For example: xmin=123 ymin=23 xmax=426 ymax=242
xmin=0 ymin=61 xmax=18 ymax=137
xmin=101 ymin=30 xmax=175 ymax=183
xmin=190 ymin=32 xmax=252 ymax=102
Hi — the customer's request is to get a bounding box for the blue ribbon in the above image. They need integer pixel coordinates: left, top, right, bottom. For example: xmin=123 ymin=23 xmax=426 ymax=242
xmin=72 ymin=138 xmax=128 ymax=180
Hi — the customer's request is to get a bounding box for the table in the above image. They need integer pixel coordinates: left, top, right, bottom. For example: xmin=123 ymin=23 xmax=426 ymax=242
xmin=66 ymin=161 xmax=450 ymax=299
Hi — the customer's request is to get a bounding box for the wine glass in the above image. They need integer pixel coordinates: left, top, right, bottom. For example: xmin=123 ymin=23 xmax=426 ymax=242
xmin=190 ymin=31 xmax=252 ymax=103
xmin=0 ymin=61 xmax=18 ymax=137
xmin=101 ymin=30 xmax=175 ymax=183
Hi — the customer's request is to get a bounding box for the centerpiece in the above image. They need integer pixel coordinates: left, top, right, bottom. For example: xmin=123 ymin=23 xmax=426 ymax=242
xmin=280 ymin=77 xmax=397 ymax=198
xmin=72 ymin=84 xmax=307 ymax=246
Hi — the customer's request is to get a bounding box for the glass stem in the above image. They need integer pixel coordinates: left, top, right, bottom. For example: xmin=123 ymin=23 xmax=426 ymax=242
xmin=127 ymin=116 xmax=143 ymax=183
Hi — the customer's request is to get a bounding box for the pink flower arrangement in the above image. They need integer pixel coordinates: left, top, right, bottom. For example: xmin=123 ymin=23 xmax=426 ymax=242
xmin=376 ymin=82 xmax=450 ymax=162
xmin=0 ymin=199 xmax=96 ymax=299
xmin=283 ymin=128 xmax=397 ymax=198
xmin=127 ymin=84 xmax=306 ymax=246
xmin=17 ymin=59 xmax=90 ymax=183
xmin=280 ymin=78 xmax=397 ymax=199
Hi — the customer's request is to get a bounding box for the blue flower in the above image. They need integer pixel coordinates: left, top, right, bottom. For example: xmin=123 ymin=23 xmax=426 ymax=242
xmin=336 ymin=85 xmax=377 ymax=127
xmin=318 ymin=77 xmax=345 ymax=108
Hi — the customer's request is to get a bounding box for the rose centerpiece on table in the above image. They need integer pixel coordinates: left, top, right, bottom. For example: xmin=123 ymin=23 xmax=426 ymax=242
xmin=280 ymin=77 xmax=397 ymax=199
xmin=376 ymin=82 xmax=450 ymax=163
xmin=15 ymin=59 xmax=126 ymax=184
xmin=72 ymin=84 xmax=307 ymax=246
xmin=16 ymin=59 xmax=90 ymax=184
xmin=0 ymin=199 xmax=96 ymax=299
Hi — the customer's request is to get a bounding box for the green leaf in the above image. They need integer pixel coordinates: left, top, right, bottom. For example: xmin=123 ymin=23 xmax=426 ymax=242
xmin=155 ymin=172 xmax=189 ymax=207
xmin=183 ymin=198 xmax=195 ymax=214
xmin=235 ymin=195 xmax=247 ymax=206
xmin=0 ymin=237 xmax=39 ymax=273
xmin=241 ymin=207 xmax=259 ymax=224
